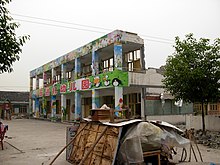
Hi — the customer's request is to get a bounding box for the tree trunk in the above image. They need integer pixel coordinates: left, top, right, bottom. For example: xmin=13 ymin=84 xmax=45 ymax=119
xmin=201 ymin=101 xmax=206 ymax=133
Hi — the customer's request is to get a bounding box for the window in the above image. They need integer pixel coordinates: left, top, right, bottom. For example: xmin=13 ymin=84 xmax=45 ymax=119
xmin=103 ymin=58 xmax=114 ymax=72
xmin=19 ymin=105 xmax=27 ymax=114
xmin=125 ymin=50 xmax=141 ymax=72
xmin=210 ymin=103 xmax=217 ymax=111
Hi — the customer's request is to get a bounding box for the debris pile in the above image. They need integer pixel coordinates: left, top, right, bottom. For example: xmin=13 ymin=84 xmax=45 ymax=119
xmin=194 ymin=130 xmax=220 ymax=149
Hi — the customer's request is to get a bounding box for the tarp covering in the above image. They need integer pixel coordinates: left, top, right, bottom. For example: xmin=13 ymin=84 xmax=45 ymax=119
xmin=117 ymin=121 xmax=190 ymax=164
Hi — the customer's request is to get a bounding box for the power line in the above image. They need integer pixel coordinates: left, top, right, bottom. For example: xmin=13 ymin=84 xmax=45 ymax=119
xmin=12 ymin=13 xmax=112 ymax=32
xmin=16 ymin=18 xmax=173 ymax=45
xmin=15 ymin=19 xmax=106 ymax=34
xmin=13 ymin=13 xmax=174 ymax=44
xmin=140 ymin=34 xmax=173 ymax=42
xmin=143 ymin=37 xmax=173 ymax=44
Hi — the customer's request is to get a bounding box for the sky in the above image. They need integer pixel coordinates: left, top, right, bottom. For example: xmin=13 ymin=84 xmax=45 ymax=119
xmin=0 ymin=0 xmax=220 ymax=91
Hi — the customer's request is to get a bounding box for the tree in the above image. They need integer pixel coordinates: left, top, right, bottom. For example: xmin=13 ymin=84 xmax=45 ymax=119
xmin=163 ymin=33 xmax=220 ymax=132
xmin=0 ymin=0 xmax=29 ymax=74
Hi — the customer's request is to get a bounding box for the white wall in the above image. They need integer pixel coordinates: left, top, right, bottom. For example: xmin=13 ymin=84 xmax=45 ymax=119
xmin=146 ymin=114 xmax=220 ymax=131
xmin=185 ymin=115 xmax=220 ymax=131
xmin=146 ymin=115 xmax=187 ymax=124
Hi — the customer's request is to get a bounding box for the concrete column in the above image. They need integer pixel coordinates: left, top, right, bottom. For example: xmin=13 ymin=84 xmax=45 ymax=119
xmin=29 ymin=78 xmax=33 ymax=115
xmin=75 ymin=92 xmax=81 ymax=120
xmin=30 ymin=77 xmax=33 ymax=91
xmin=114 ymin=87 xmax=123 ymax=116
xmin=92 ymin=89 xmax=100 ymax=109
xmin=43 ymin=72 xmax=47 ymax=87
xmin=71 ymin=65 xmax=75 ymax=81
xmin=140 ymin=46 xmax=146 ymax=71
xmin=35 ymin=98 xmax=40 ymax=118
xmin=52 ymin=68 xmax=57 ymax=84
xmin=51 ymin=95 xmax=56 ymax=121
xmin=141 ymin=88 xmax=146 ymax=120
xmin=114 ymin=43 xmax=123 ymax=70
xmin=75 ymin=58 xmax=81 ymax=79
xmin=36 ymin=75 xmax=39 ymax=89
xmin=61 ymin=64 xmax=66 ymax=83
xmin=92 ymin=50 xmax=99 ymax=76
xmin=32 ymin=100 xmax=35 ymax=115
xmin=61 ymin=94 xmax=66 ymax=121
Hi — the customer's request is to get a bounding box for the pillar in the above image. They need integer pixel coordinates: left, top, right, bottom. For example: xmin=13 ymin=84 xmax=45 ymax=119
xmin=140 ymin=46 xmax=146 ymax=71
xmin=114 ymin=87 xmax=123 ymax=116
xmin=91 ymin=50 xmax=100 ymax=109
xmin=29 ymin=77 xmax=33 ymax=116
xmin=61 ymin=64 xmax=66 ymax=83
xmin=51 ymin=95 xmax=56 ymax=121
xmin=43 ymin=72 xmax=47 ymax=87
xmin=141 ymin=88 xmax=146 ymax=120
xmin=61 ymin=94 xmax=66 ymax=121
xmin=114 ymin=43 xmax=123 ymax=70
xmin=35 ymin=98 xmax=40 ymax=118
xmin=75 ymin=92 xmax=81 ymax=120
xmin=75 ymin=58 xmax=81 ymax=79
xmin=52 ymin=68 xmax=57 ymax=84
xmin=92 ymin=89 xmax=100 ymax=109
xmin=114 ymin=43 xmax=123 ymax=116
xmin=61 ymin=64 xmax=67 ymax=121
xmin=92 ymin=49 xmax=99 ymax=76
xmin=36 ymin=75 xmax=39 ymax=89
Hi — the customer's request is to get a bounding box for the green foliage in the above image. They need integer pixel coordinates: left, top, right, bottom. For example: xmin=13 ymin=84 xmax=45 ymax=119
xmin=0 ymin=0 xmax=29 ymax=74
xmin=163 ymin=33 xmax=220 ymax=103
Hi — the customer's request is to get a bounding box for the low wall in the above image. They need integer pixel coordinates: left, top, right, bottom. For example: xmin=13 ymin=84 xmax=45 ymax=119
xmin=146 ymin=115 xmax=187 ymax=124
xmin=185 ymin=115 xmax=220 ymax=131
xmin=146 ymin=114 xmax=220 ymax=131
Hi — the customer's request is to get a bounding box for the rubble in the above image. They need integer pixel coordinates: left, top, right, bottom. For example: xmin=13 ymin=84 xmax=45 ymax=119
xmin=173 ymin=123 xmax=220 ymax=150
xmin=194 ymin=130 xmax=220 ymax=149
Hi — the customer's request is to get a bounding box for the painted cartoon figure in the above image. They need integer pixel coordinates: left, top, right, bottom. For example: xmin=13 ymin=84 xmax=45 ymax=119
xmin=112 ymin=78 xmax=122 ymax=87
xmin=115 ymin=98 xmax=123 ymax=117
xmin=103 ymin=75 xmax=110 ymax=86
xmin=93 ymin=76 xmax=101 ymax=87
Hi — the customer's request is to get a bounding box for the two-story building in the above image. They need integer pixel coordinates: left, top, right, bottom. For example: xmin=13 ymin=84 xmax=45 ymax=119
xmin=29 ymin=30 xmax=193 ymax=122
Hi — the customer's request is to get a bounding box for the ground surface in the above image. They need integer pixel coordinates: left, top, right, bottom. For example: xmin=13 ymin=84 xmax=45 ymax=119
xmin=0 ymin=119 xmax=72 ymax=165
xmin=0 ymin=119 xmax=220 ymax=165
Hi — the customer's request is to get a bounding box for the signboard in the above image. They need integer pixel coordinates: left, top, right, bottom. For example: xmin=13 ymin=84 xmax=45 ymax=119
xmin=82 ymin=79 xmax=90 ymax=90
xmin=45 ymin=87 xmax=50 ymax=96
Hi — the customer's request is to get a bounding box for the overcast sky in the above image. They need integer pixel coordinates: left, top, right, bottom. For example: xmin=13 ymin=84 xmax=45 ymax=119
xmin=0 ymin=0 xmax=220 ymax=91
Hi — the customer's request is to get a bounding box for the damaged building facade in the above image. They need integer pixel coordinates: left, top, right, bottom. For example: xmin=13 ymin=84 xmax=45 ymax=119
xmin=29 ymin=30 xmax=193 ymax=121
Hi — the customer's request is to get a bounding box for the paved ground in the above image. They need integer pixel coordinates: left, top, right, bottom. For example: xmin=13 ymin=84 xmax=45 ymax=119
xmin=0 ymin=118 xmax=220 ymax=165
xmin=0 ymin=119 xmax=72 ymax=165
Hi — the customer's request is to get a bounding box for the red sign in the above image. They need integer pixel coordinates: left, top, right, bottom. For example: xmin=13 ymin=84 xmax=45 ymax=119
xmin=82 ymin=79 xmax=90 ymax=90
xmin=69 ymin=82 xmax=77 ymax=91
xmin=52 ymin=86 xmax=57 ymax=95
xmin=45 ymin=87 xmax=50 ymax=96
xmin=39 ymin=89 xmax=43 ymax=97
xmin=60 ymin=84 xmax=67 ymax=93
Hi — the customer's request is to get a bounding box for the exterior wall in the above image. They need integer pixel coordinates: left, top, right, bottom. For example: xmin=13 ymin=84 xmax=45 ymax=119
xmin=145 ymin=99 xmax=193 ymax=116
xmin=146 ymin=114 xmax=220 ymax=132
xmin=29 ymin=30 xmax=145 ymax=121
xmin=146 ymin=115 xmax=187 ymax=125
xmin=186 ymin=115 xmax=220 ymax=131
xmin=128 ymin=68 xmax=163 ymax=87
xmin=194 ymin=102 xmax=220 ymax=116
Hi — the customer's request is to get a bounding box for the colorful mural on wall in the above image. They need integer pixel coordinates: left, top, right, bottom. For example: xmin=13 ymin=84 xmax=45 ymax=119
xmin=30 ymin=30 xmax=144 ymax=77
xmin=31 ymin=69 xmax=128 ymax=98
xmin=114 ymin=44 xmax=123 ymax=68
